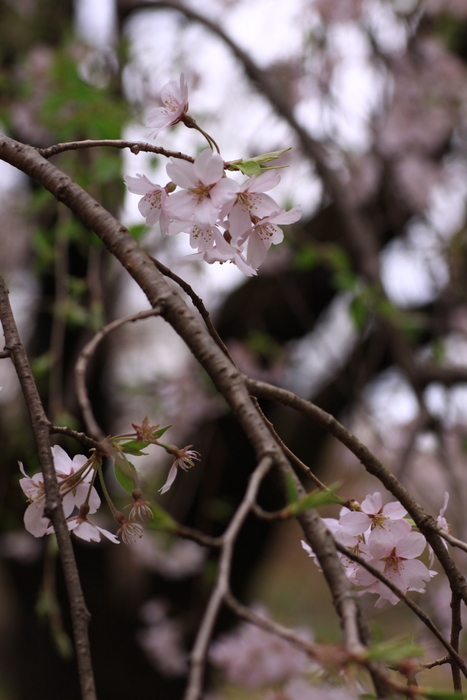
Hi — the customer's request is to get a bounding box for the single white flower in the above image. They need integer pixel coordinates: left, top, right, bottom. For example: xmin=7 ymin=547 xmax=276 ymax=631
xmin=165 ymin=149 xmax=239 ymax=226
xmin=146 ymin=74 xmax=189 ymax=139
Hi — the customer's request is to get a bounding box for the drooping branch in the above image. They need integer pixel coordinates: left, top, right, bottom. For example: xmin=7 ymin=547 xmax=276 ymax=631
xmin=0 ymin=276 xmax=97 ymax=700
xmin=184 ymin=455 xmax=273 ymax=700
xmin=0 ymin=133 xmax=382 ymax=698
xmin=247 ymin=376 xmax=467 ymax=605
xmin=74 ymin=308 xmax=162 ymax=443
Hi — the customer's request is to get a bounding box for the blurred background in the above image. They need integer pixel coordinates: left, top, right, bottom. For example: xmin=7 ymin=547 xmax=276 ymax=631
xmin=1 ymin=0 xmax=467 ymax=697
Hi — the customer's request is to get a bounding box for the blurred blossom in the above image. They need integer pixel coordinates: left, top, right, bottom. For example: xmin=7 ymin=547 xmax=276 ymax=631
xmin=146 ymin=73 xmax=189 ymax=139
xmin=393 ymin=156 xmax=442 ymax=212
xmin=138 ymin=598 xmax=187 ymax=676
xmin=377 ymin=38 xmax=466 ymax=158
xmin=0 ymin=531 xmax=42 ymax=564
xmin=314 ymin=0 xmax=363 ymax=22
xmin=209 ymin=606 xmax=314 ymax=688
xmin=132 ymin=533 xmax=206 ymax=578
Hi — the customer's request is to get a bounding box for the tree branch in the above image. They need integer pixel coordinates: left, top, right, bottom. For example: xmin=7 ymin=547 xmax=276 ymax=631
xmin=0 ymin=276 xmax=97 ymax=700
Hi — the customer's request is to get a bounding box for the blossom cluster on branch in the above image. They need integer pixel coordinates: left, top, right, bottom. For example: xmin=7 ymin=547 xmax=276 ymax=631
xmin=125 ymin=74 xmax=301 ymax=275
xmin=19 ymin=419 xmax=199 ymax=545
xmin=302 ymin=491 xmax=449 ymax=607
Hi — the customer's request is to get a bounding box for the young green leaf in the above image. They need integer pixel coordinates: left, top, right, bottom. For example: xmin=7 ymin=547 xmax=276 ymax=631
xmin=114 ymin=454 xmax=138 ymax=495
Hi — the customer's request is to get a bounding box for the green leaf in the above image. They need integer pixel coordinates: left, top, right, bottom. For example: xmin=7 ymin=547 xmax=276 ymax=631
xmin=367 ymin=636 xmax=424 ymax=664
xmin=235 ymin=160 xmax=262 ymax=177
xmin=146 ymin=504 xmax=177 ymax=530
xmin=284 ymin=471 xmax=298 ymax=504
xmin=249 ymin=147 xmax=292 ymax=164
xmin=119 ymin=439 xmax=149 ymax=456
xmin=295 ymin=245 xmax=319 ymax=270
xmin=114 ymin=454 xmax=138 ymax=494
xmin=349 ymin=296 xmax=368 ymax=331
xmin=153 ymin=425 xmax=172 ymax=439
xmin=288 ymin=484 xmax=341 ymax=516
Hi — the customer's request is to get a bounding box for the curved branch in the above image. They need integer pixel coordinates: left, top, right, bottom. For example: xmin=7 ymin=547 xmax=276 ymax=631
xmin=0 ymin=276 xmax=97 ymax=700
xmin=75 ymin=308 xmax=162 ymax=442
xmin=38 ymin=139 xmax=195 ymax=162
xmin=184 ymin=455 xmax=273 ymax=700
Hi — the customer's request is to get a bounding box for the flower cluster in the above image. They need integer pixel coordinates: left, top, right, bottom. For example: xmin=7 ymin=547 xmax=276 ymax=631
xmin=125 ymin=75 xmax=301 ymax=276
xmin=19 ymin=445 xmax=103 ymax=539
xmin=19 ymin=422 xmax=201 ymax=544
xmin=302 ymin=492 xmax=447 ymax=607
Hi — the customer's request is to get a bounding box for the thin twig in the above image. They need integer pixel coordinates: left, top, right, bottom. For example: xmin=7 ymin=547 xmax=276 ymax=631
xmin=421 ymin=656 xmax=450 ymax=670
xmin=224 ymin=590 xmax=322 ymax=660
xmin=439 ymin=531 xmax=467 ymax=554
xmin=174 ymin=523 xmax=222 ymax=548
xmin=184 ymin=455 xmax=273 ymax=700
xmin=149 ymin=255 xmax=233 ymax=360
xmin=0 ymin=276 xmax=97 ymax=700
xmin=74 ymin=308 xmax=161 ymax=443
xmin=38 ymin=139 xmax=195 ymax=162
xmin=50 ymin=424 xmax=102 ymax=451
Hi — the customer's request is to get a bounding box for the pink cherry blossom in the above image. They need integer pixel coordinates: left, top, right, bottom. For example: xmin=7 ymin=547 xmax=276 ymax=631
xmin=146 ymin=74 xmax=189 ymax=139
xmin=338 ymin=491 xmax=411 ymax=538
xmin=165 ymin=149 xmax=239 ymax=226
xmin=19 ymin=445 xmax=100 ymax=538
xmin=357 ymin=529 xmax=432 ymax=606
xmin=240 ymin=207 xmax=302 ymax=270
xmin=221 ymin=170 xmax=282 ymax=238
xmin=124 ymin=174 xmax=173 ymax=235
xmin=159 ymin=446 xmax=200 ymax=495
xmin=188 ymin=227 xmax=257 ymax=277
xmin=67 ymin=515 xmax=120 ymax=544
xmin=428 ymin=491 xmax=450 ymax=566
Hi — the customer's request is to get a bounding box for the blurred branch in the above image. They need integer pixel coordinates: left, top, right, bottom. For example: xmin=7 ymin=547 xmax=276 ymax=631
xmin=0 ymin=275 xmax=97 ymax=700
xmin=74 ymin=308 xmax=162 ymax=444
xmin=184 ymin=455 xmax=272 ymax=700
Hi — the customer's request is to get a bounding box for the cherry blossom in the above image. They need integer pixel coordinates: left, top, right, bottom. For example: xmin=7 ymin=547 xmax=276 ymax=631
xmin=240 ymin=206 xmax=302 ymax=269
xmin=159 ymin=445 xmax=200 ymax=495
xmin=19 ymin=445 xmax=99 ymax=538
xmin=338 ymin=491 xmax=411 ymax=538
xmin=67 ymin=512 xmax=120 ymax=544
xmin=124 ymin=174 xmax=174 ymax=235
xmin=221 ymin=170 xmax=282 ymax=238
xmin=188 ymin=227 xmax=257 ymax=277
xmin=165 ymin=149 xmax=239 ymax=226
xmin=116 ymin=516 xmax=144 ymax=544
xmin=428 ymin=491 xmax=450 ymax=566
xmin=357 ymin=529 xmax=433 ymax=606
xmin=146 ymin=74 xmax=189 ymax=139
